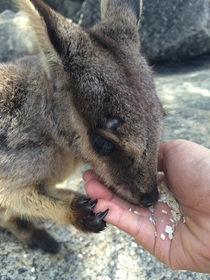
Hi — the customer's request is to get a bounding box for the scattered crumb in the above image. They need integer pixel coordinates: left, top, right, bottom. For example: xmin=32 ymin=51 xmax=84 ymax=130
xmin=165 ymin=225 xmax=174 ymax=240
xmin=149 ymin=206 xmax=154 ymax=213
xmin=165 ymin=225 xmax=173 ymax=233
xmin=149 ymin=216 xmax=155 ymax=225
xmin=157 ymin=173 xmax=183 ymax=240
xmin=158 ymin=172 xmax=182 ymax=227
xmin=128 ymin=208 xmax=141 ymax=215
xmin=148 ymin=206 xmax=155 ymax=225
xmin=133 ymin=210 xmax=141 ymax=215
xmin=160 ymin=234 xmax=165 ymax=240
xmin=169 ymin=233 xmax=173 ymax=240
xmin=131 ymin=173 xmax=183 ymax=241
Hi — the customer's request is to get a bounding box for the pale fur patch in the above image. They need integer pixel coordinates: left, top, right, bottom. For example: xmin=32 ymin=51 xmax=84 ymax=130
xmin=14 ymin=0 xmax=62 ymax=79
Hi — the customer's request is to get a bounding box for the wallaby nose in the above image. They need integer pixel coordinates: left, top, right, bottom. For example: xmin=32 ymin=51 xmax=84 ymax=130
xmin=140 ymin=187 xmax=159 ymax=208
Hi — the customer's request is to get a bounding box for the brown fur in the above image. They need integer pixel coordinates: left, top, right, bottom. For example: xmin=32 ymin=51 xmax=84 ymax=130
xmin=0 ymin=0 xmax=163 ymax=252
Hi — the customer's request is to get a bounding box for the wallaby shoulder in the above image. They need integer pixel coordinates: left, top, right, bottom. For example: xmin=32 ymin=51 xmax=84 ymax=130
xmin=0 ymin=56 xmax=49 ymax=144
xmin=0 ymin=55 xmax=41 ymax=112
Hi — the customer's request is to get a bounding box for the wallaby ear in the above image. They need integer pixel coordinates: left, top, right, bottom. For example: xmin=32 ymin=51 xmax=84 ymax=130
xmin=14 ymin=0 xmax=90 ymax=79
xmin=101 ymin=0 xmax=142 ymax=24
xmin=15 ymin=0 xmax=62 ymax=72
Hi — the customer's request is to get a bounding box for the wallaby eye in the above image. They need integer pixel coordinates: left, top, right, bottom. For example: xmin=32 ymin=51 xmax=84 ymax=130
xmin=90 ymin=132 xmax=118 ymax=156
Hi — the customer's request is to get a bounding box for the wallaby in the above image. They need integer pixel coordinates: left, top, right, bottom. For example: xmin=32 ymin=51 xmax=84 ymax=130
xmin=0 ymin=0 xmax=163 ymax=253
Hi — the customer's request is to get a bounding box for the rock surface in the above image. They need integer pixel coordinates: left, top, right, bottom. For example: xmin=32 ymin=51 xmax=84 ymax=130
xmin=1 ymin=0 xmax=210 ymax=63
xmin=73 ymin=0 xmax=101 ymax=27
xmin=0 ymin=55 xmax=210 ymax=279
xmin=74 ymin=0 xmax=210 ymax=62
xmin=0 ymin=0 xmax=14 ymax=13
xmin=154 ymin=55 xmax=210 ymax=146
xmin=45 ymin=0 xmax=83 ymax=19
xmin=140 ymin=0 xmax=210 ymax=62
xmin=0 ymin=10 xmax=38 ymax=62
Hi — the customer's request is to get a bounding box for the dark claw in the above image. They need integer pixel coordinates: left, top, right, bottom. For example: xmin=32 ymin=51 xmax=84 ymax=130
xmin=95 ymin=209 xmax=109 ymax=221
xmin=89 ymin=199 xmax=98 ymax=209
xmin=80 ymin=198 xmax=90 ymax=204
xmin=72 ymin=197 xmax=108 ymax=233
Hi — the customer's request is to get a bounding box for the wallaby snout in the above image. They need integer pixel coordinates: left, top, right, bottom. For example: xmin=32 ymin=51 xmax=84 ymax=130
xmin=102 ymin=156 xmax=160 ymax=206
xmin=140 ymin=186 xmax=159 ymax=208
xmin=0 ymin=0 xmax=163 ymax=252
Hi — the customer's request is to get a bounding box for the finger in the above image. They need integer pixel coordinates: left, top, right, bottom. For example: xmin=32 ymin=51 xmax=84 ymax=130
xmin=157 ymin=143 xmax=165 ymax=171
xmin=158 ymin=139 xmax=208 ymax=171
xmin=164 ymin=140 xmax=210 ymax=206
xmin=83 ymin=170 xmax=98 ymax=182
xmin=85 ymin=179 xmax=151 ymax=216
xmin=92 ymin=198 xmax=156 ymax=255
xmin=85 ymin=179 xmax=115 ymax=201
xmin=85 ymin=179 xmax=133 ymax=210
xmin=158 ymin=141 xmax=175 ymax=171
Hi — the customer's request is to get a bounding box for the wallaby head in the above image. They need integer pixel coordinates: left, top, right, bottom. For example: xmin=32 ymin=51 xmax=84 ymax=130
xmin=16 ymin=0 xmax=163 ymax=207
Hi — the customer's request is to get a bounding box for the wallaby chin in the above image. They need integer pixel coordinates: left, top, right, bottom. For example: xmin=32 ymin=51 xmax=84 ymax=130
xmin=0 ymin=0 xmax=163 ymax=252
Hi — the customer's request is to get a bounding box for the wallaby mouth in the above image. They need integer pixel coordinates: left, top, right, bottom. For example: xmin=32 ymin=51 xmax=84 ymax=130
xmin=140 ymin=187 xmax=159 ymax=208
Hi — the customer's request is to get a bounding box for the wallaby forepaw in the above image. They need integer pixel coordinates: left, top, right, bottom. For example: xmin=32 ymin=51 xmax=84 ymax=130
xmin=27 ymin=228 xmax=60 ymax=254
xmin=72 ymin=197 xmax=109 ymax=233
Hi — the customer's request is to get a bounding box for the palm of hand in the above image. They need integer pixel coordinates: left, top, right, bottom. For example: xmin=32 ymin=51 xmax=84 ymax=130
xmin=84 ymin=140 xmax=210 ymax=273
xmin=146 ymin=194 xmax=210 ymax=272
xmin=157 ymin=140 xmax=210 ymax=271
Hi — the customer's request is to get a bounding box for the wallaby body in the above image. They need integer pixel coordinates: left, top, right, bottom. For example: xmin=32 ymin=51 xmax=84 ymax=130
xmin=0 ymin=0 xmax=163 ymax=253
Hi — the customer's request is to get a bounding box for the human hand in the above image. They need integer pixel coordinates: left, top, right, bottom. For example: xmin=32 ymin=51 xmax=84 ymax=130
xmin=83 ymin=140 xmax=210 ymax=272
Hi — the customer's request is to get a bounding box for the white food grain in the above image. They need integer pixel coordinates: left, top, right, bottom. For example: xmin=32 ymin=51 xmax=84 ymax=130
xmin=168 ymin=233 xmax=173 ymax=240
xmin=149 ymin=216 xmax=153 ymax=223
xmin=160 ymin=234 xmax=165 ymax=240
xmin=133 ymin=210 xmax=141 ymax=215
xmin=156 ymin=173 xmax=183 ymax=240
xmin=149 ymin=216 xmax=155 ymax=225
xmin=165 ymin=225 xmax=173 ymax=234
xmin=158 ymin=173 xmax=182 ymax=226
xmin=149 ymin=206 xmax=154 ymax=213
xmin=165 ymin=225 xmax=174 ymax=239
xmin=128 ymin=208 xmax=141 ymax=215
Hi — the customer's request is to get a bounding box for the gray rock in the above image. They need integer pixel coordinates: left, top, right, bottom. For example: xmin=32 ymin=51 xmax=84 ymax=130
xmin=73 ymin=0 xmax=101 ymax=27
xmin=0 ymin=0 xmax=14 ymax=13
xmin=2 ymin=0 xmax=210 ymax=63
xmin=0 ymin=10 xmax=39 ymax=62
xmin=0 ymin=0 xmax=83 ymax=20
xmin=74 ymin=0 xmax=210 ymax=63
xmin=140 ymin=0 xmax=210 ymax=62
xmin=45 ymin=0 xmax=83 ymax=19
